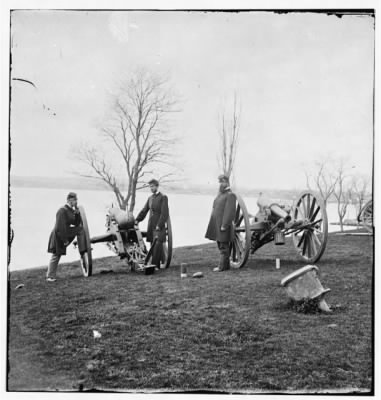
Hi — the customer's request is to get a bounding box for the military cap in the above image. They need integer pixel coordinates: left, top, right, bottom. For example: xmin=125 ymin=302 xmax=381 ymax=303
xmin=67 ymin=192 xmax=78 ymax=200
xmin=148 ymin=179 xmax=159 ymax=186
xmin=218 ymin=174 xmax=230 ymax=183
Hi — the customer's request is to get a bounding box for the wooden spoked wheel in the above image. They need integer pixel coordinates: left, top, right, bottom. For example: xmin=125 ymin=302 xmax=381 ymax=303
xmin=78 ymin=206 xmax=93 ymax=277
xmin=230 ymin=194 xmax=251 ymax=269
xmin=359 ymin=200 xmax=373 ymax=234
xmin=163 ymin=215 xmax=173 ymax=268
xmin=292 ymin=191 xmax=328 ymax=263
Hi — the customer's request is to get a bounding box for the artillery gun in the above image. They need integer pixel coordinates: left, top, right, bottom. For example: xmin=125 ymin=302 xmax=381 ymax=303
xmin=75 ymin=206 xmax=172 ymax=277
xmin=230 ymin=191 xmax=329 ymax=268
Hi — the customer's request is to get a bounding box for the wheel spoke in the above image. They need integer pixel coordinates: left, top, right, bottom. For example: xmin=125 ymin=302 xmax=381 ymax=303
xmin=306 ymin=231 xmax=311 ymax=258
xmin=311 ymin=231 xmax=321 ymax=247
xmin=231 ymin=242 xmax=236 ymax=262
xmin=310 ymin=206 xmax=321 ymax=222
xmin=302 ymin=196 xmax=307 ymax=218
xmin=162 ymin=245 xmax=168 ymax=264
xmin=306 ymin=194 xmax=311 ymax=216
xmin=302 ymin=232 xmax=309 ymax=256
xmin=235 ymin=234 xmax=244 ymax=258
xmin=237 ymin=214 xmax=244 ymax=227
xmin=235 ymin=204 xmax=241 ymax=223
xmin=308 ymin=197 xmax=316 ymax=220
xmin=309 ymin=232 xmax=317 ymax=256
xmin=297 ymin=231 xmax=306 ymax=248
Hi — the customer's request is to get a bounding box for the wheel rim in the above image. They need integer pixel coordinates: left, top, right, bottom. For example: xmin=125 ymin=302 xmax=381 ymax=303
xmin=292 ymin=191 xmax=328 ymax=263
xmin=78 ymin=206 xmax=93 ymax=277
xmin=163 ymin=216 xmax=173 ymax=268
xmin=230 ymin=194 xmax=251 ymax=268
xmin=80 ymin=252 xmax=90 ymax=277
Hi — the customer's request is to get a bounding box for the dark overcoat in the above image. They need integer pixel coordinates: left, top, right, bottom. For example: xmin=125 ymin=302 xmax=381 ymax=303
xmin=48 ymin=205 xmax=82 ymax=255
xmin=205 ymin=189 xmax=236 ymax=243
xmin=136 ymin=192 xmax=169 ymax=242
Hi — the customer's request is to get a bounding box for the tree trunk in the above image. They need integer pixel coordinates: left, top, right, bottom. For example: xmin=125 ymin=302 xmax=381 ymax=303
xmin=128 ymin=177 xmax=139 ymax=213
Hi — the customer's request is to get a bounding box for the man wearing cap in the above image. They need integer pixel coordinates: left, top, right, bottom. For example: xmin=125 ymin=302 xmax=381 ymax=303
xmin=46 ymin=192 xmax=86 ymax=281
xmin=205 ymin=175 xmax=236 ymax=272
xmin=135 ymin=179 xmax=169 ymax=269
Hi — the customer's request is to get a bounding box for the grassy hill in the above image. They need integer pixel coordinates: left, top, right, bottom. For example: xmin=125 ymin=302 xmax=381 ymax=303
xmin=8 ymin=233 xmax=373 ymax=393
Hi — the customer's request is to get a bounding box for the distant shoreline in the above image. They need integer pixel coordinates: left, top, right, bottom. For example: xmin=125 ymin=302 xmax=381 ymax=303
xmin=9 ymin=175 xmax=302 ymax=200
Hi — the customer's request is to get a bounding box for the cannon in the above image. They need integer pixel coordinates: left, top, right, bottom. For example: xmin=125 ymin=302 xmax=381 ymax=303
xmin=229 ymin=191 xmax=329 ymax=268
xmin=76 ymin=206 xmax=173 ymax=277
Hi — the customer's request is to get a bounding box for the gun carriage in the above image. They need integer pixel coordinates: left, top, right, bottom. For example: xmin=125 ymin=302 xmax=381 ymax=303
xmin=230 ymin=191 xmax=329 ymax=268
xmin=76 ymin=206 xmax=173 ymax=277
xmin=75 ymin=190 xmax=327 ymax=276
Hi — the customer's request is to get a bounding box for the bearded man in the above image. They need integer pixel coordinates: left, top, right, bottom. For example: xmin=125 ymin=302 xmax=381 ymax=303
xmin=205 ymin=175 xmax=236 ymax=272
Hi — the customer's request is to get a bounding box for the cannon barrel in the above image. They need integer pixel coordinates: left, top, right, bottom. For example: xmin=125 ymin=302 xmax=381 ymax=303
xmin=108 ymin=207 xmax=135 ymax=230
xmin=257 ymin=197 xmax=291 ymax=222
xmin=269 ymin=204 xmax=291 ymax=222
xmin=90 ymin=233 xmax=116 ymax=244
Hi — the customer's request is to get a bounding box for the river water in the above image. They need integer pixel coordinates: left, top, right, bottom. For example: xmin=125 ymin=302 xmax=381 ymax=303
xmin=8 ymin=187 xmax=358 ymax=270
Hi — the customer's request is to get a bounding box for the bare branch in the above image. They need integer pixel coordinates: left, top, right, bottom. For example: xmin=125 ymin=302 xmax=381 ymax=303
xmin=72 ymin=69 xmax=179 ymax=211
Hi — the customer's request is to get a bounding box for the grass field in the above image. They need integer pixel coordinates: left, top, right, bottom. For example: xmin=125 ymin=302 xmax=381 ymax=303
xmin=8 ymin=232 xmax=373 ymax=393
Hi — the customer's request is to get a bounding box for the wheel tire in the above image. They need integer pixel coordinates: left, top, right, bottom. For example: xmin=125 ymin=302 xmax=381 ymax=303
xmin=230 ymin=194 xmax=251 ymax=269
xmin=292 ymin=191 xmax=328 ymax=263
xmin=163 ymin=216 xmax=173 ymax=268
xmin=78 ymin=206 xmax=93 ymax=277
xmin=80 ymin=251 xmax=92 ymax=277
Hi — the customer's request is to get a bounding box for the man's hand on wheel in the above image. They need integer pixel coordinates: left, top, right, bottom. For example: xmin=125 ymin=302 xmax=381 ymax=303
xmin=220 ymin=226 xmax=226 ymax=232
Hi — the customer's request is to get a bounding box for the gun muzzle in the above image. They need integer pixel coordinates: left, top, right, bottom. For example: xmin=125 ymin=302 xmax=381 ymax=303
xmin=269 ymin=204 xmax=291 ymax=223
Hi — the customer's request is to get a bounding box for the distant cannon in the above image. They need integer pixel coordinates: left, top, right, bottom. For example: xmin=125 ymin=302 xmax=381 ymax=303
xmin=230 ymin=191 xmax=329 ymax=268
xmin=76 ymin=206 xmax=173 ymax=277
xmin=357 ymin=199 xmax=373 ymax=234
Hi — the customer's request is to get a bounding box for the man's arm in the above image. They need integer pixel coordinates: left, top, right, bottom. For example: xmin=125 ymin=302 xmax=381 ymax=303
xmin=55 ymin=208 xmax=69 ymax=243
xmin=157 ymin=195 xmax=169 ymax=229
xmin=135 ymin=199 xmax=150 ymax=222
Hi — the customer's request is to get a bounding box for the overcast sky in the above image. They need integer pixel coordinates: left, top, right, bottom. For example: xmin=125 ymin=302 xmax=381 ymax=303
xmin=10 ymin=10 xmax=374 ymax=190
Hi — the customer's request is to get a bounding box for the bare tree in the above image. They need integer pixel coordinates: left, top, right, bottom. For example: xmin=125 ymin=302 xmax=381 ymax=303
xmin=73 ymin=69 xmax=178 ymax=212
xmin=304 ymin=157 xmax=339 ymax=205
xmin=333 ymin=162 xmax=352 ymax=232
xmin=218 ymin=93 xmax=240 ymax=181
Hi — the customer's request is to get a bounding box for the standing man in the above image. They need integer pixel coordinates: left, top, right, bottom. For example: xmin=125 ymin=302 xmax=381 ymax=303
xmin=46 ymin=192 xmax=86 ymax=281
xmin=205 ymin=175 xmax=236 ymax=272
xmin=135 ymin=179 xmax=169 ymax=269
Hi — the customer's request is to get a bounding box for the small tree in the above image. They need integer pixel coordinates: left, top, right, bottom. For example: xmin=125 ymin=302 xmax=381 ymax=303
xmin=73 ymin=69 xmax=178 ymax=212
xmin=218 ymin=93 xmax=240 ymax=182
xmin=333 ymin=162 xmax=352 ymax=232
xmin=350 ymin=174 xmax=370 ymax=218
xmin=304 ymin=157 xmax=339 ymax=205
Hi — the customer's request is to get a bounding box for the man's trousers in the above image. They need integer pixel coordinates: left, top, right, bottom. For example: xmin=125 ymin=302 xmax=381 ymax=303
xmin=217 ymin=241 xmax=230 ymax=271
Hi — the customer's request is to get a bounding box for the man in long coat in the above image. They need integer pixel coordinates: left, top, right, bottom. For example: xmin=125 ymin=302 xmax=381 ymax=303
xmin=46 ymin=192 xmax=86 ymax=281
xmin=205 ymin=175 xmax=236 ymax=271
xmin=135 ymin=179 xmax=169 ymax=269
